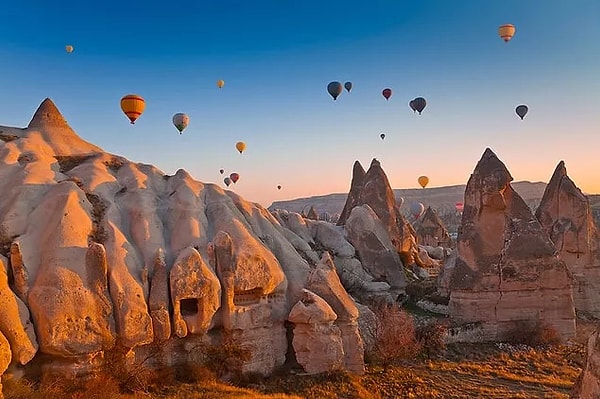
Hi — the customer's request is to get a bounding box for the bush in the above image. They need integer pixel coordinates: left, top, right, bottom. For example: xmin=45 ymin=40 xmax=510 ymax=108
xmin=416 ymin=321 xmax=447 ymax=358
xmin=365 ymin=304 xmax=421 ymax=368
xmin=504 ymin=320 xmax=562 ymax=347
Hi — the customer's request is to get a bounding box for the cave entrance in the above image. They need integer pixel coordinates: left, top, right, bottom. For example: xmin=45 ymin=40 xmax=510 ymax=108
xmin=180 ymin=298 xmax=198 ymax=316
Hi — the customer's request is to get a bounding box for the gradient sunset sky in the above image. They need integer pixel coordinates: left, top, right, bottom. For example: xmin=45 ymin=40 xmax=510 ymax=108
xmin=1 ymin=0 xmax=599 ymax=207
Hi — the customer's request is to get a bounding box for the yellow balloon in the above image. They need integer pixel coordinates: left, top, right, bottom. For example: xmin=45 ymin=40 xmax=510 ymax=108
xmin=418 ymin=175 xmax=429 ymax=189
xmin=235 ymin=141 xmax=246 ymax=154
xmin=120 ymin=94 xmax=145 ymax=125
xmin=217 ymin=79 xmax=225 ymax=89
xmin=498 ymin=24 xmax=516 ymax=42
xmin=65 ymin=45 xmax=74 ymax=53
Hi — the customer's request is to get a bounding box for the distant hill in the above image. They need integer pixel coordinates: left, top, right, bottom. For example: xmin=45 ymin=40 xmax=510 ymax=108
xmin=269 ymin=181 xmax=549 ymax=217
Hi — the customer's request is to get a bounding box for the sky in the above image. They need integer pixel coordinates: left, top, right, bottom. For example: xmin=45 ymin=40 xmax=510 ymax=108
xmin=1 ymin=1 xmax=599 ymax=207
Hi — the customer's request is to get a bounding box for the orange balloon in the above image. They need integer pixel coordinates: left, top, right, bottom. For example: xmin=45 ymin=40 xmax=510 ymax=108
xmin=120 ymin=94 xmax=145 ymax=124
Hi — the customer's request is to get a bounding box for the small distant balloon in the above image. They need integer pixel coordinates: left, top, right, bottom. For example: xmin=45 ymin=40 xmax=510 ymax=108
xmin=65 ymin=45 xmax=74 ymax=53
xmin=412 ymin=97 xmax=427 ymax=114
xmin=418 ymin=175 xmax=429 ymax=189
xmin=410 ymin=202 xmax=425 ymax=219
xmin=219 ymin=169 xmax=225 ymax=174
xmin=515 ymin=105 xmax=528 ymax=120
xmin=455 ymin=202 xmax=464 ymax=212
xmin=172 ymin=113 xmax=189 ymax=134
xmin=235 ymin=141 xmax=246 ymax=154
xmin=327 ymin=81 xmax=343 ymax=100
xmin=344 ymin=81 xmax=353 ymax=93
xmin=277 ymin=185 xmax=282 ymax=190
xmin=382 ymin=88 xmax=392 ymax=100
xmin=230 ymin=173 xmax=240 ymax=184
xmin=217 ymin=79 xmax=225 ymax=89
xmin=380 ymin=133 xmax=386 ymax=140
xmin=224 ymin=177 xmax=231 ymax=187
xmin=398 ymin=197 xmax=405 ymax=207
xmin=498 ymin=24 xmax=516 ymax=43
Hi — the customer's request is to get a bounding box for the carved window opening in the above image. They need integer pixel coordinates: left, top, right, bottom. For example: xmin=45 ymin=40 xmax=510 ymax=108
xmin=180 ymin=298 xmax=198 ymax=316
xmin=234 ymin=287 xmax=264 ymax=306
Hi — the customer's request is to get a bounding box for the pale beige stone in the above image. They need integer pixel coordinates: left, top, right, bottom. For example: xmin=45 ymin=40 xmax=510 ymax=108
xmin=170 ymin=246 xmax=221 ymax=337
xmin=0 ymin=256 xmax=37 ymax=365
xmin=289 ymin=290 xmax=344 ymax=374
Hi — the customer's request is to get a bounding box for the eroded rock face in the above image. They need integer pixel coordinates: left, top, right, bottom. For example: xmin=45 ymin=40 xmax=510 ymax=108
xmin=447 ymin=148 xmax=575 ymax=341
xmin=0 ymin=331 xmax=11 ymax=399
xmin=414 ymin=206 xmax=453 ymax=248
xmin=535 ymin=161 xmax=600 ymax=318
xmin=170 ymin=246 xmax=221 ymax=338
xmin=345 ymin=205 xmax=406 ymax=291
xmin=0 ymin=255 xmax=37 ymax=365
xmin=571 ymin=329 xmax=600 ymax=399
xmin=288 ymin=289 xmax=344 ymax=374
xmin=305 ymin=253 xmax=365 ymax=374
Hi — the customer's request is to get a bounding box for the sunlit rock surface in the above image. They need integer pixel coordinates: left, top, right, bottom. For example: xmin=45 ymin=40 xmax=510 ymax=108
xmin=447 ymin=148 xmax=575 ymax=341
xmin=535 ymin=161 xmax=600 ymax=318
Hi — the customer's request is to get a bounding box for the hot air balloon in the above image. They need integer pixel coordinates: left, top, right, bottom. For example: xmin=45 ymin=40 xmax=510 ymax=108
xmin=120 ymin=94 xmax=145 ymax=125
xmin=382 ymin=88 xmax=392 ymax=100
xmin=217 ymin=80 xmax=225 ymax=89
xmin=515 ymin=105 xmax=528 ymax=120
xmin=230 ymin=173 xmax=240 ymax=184
xmin=380 ymin=133 xmax=386 ymax=140
xmin=412 ymin=97 xmax=427 ymax=114
xmin=410 ymin=202 xmax=425 ymax=219
xmin=277 ymin=185 xmax=282 ymax=190
xmin=224 ymin=177 xmax=231 ymax=187
xmin=344 ymin=82 xmax=353 ymax=93
xmin=498 ymin=24 xmax=516 ymax=43
xmin=455 ymin=202 xmax=464 ymax=212
xmin=219 ymin=169 xmax=225 ymax=175
xmin=398 ymin=197 xmax=405 ymax=207
xmin=172 ymin=113 xmax=189 ymax=134
xmin=65 ymin=45 xmax=74 ymax=53
xmin=418 ymin=175 xmax=429 ymax=189
xmin=409 ymin=100 xmax=416 ymax=113
xmin=235 ymin=141 xmax=246 ymax=154
xmin=327 ymin=81 xmax=343 ymax=100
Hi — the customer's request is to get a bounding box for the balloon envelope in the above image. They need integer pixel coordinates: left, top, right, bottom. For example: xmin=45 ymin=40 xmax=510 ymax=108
xmin=277 ymin=185 xmax=282 ymax=190
xmin=410 ymin=202 xmax=425 ymax=219
xmin=413 ymin=97 xmax=427 ymax=114
xmin=382 ymin=88 xmax=392 ymax=100
xmin=327 ymin=81 xmax=343 ymax=100
xmin=217 ymin=79 xmax=225 ymax=88
xmin=344 ymin=81 xmax=353 ymax=93
xmin=498 ymin=24 xmax=516 ymax=42
xmin=515 ymin=105 xmax=528 ymax=120
xmin=172 ymin=113 xmax=190 ymax=134
xmin=455 ymin=202 xmax=464 ymax=212
xmin=398 ymin=197 xmax=405 ymax=207
xmin=219 ymin=169 xmax=224 ymax=174
xmin=380 ymin=133 xmax=385 ymax=140
xmin=224 ymin=177 xmax=231 ymax=187
xmin=230 ymin=173 xmax=240 ymax=183
xmin=409 ymin=100 xmax=416 ymax=113
xmin=65 ymin=45 xmax=74 ymax=53
xmin=235 ymin=141 xmax=246 ymax=154
xmin=120 ymin=94 xmax=145 ymax=124
xmin=418 ymin=175 xmax=429 ymax=188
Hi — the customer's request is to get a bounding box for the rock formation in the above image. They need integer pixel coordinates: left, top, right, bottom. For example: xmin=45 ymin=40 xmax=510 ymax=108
xmin=288 ymin=289 xmax=344 ymax=374
xmin=571 ymin=329 xmax=600 ymax=399
xmin=535 ymin=161 xmax=600 ymax=318
xmin=414 ymin=206 xmax=452 ymax=248
xmin=0 ymin=99 xmax=364 ymax=380
xmin=446 ymin=148 xmax=575 ymax=341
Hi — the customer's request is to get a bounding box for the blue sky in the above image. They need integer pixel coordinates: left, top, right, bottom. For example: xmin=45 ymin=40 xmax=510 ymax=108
xmin=1 ymin=0 xmax=599 ymax=206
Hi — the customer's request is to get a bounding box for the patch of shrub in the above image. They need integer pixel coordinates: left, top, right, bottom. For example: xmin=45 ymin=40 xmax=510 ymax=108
xmin=504 ymin=320 xmax=562 ymax=348
xmin=416 ymin=320 xmax=448 ymax=358
xmin=364 ymin=304 xmax=421 ymax=369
